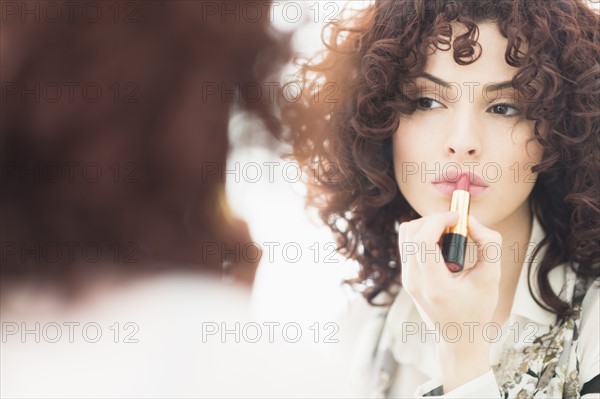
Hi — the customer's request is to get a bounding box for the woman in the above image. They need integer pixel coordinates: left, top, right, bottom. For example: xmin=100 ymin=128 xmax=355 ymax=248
xmin=280 ymin=0 xmax=599 ymax=397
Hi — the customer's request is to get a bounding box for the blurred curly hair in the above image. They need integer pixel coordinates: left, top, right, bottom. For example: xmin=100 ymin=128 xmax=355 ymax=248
xmin=1 ymin=1 xmax=292 ymax=292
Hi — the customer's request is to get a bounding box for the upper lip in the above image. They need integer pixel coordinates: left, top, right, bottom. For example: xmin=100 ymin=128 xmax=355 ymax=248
xmin=433 ymin=170 xmax=489 ymax=187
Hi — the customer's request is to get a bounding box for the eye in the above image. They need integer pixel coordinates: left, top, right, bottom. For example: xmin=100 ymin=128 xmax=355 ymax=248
xmin=415 ymin=97 xmax=445 ymax=110
xmin=488 ymin=103 xmax=520 ymax=116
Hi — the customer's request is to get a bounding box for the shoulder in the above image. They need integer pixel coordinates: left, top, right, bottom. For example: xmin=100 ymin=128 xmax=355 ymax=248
xmin=335 ymin=291 xmax=389 ymax=358
xmin=332 ymin=290 xmax=398 ymax=397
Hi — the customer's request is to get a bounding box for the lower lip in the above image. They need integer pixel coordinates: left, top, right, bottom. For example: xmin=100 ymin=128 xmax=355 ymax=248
xmin=433 ymin=182 xmax=488 ymax=198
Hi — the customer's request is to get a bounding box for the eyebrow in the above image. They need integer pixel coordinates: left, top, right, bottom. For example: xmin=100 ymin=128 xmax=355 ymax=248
xmin=419 ymin=72 xmax=514 ymax=91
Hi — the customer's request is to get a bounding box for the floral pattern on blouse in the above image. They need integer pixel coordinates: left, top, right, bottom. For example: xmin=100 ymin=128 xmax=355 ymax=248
xmin=492 ymin=275 xmax=592 ymax=399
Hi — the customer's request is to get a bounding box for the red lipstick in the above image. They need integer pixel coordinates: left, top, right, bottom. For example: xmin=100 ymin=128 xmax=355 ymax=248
xmin=442 ymin=174 xmax=471 ymax=272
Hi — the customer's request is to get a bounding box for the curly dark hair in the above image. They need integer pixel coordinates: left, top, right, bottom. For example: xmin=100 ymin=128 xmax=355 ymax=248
xmin=280 ymin=0 xmax=599 ymax=315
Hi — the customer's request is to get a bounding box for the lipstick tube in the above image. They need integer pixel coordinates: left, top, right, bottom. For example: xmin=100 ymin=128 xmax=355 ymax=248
xmin=442 ymin=175 xmax=471 ymax=272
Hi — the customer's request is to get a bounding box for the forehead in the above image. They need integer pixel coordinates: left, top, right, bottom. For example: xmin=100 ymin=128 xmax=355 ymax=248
xmin=424 ymin=22 xmax=518 ymax=84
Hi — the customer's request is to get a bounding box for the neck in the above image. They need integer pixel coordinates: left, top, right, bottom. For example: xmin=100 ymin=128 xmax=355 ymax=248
xmin=489 ymin=201 xmax=534 ymax=325
xmin=494 ymin=201 xmax=534 ymax=270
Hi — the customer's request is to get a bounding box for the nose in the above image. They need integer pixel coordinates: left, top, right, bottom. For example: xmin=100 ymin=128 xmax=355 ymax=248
xmin=444 ymin=110 xmax=482 ymax=158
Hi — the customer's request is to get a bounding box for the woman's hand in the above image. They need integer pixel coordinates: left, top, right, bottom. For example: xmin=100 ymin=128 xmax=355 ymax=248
xmin=398 ymin=211 xmax=503 ymax=392
xmin=398 ymin=211 xmax=502 ymax=333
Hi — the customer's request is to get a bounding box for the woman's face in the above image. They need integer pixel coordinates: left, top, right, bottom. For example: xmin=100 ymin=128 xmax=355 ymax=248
xmin=392 ymin=22 xmax=543 ymax=228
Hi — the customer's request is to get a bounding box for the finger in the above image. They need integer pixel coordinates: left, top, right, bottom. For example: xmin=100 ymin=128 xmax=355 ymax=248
xmin=413 ymin=211 xmax=460 ymax=250
xmin=402 ymin=211 xmax=458 ymax=236
xmin=400 ymin=212 xmax=459 ymax=283
xmin=399 ymin=212 xmax=456 ymax=266
xmin=411 ymin=212 xmax=460 ymax=282
xmin=398 ymin=220 xmax=422 ymax=293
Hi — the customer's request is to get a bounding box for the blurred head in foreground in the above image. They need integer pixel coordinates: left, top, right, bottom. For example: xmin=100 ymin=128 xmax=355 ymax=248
xmin=1 ymin=0 xmax=291 ymax=298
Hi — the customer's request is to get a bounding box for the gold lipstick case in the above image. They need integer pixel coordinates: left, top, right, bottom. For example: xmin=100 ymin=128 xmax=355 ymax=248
xmin=442 ymin=189 xmax=470 ymax=272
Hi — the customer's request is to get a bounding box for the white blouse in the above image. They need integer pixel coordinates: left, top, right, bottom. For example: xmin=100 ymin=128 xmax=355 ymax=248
xmin=336 ymin=215 xmax=600 ymax=398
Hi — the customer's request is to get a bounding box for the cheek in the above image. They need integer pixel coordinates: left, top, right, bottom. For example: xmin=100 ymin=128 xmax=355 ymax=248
xmin=516 ymin=139 xmax=543 ymax=192
xmin=392 ymin=119 xmax=428 ymax=164
xmin=516 ymin=141 xmax=543 ymax=185
xmin=525 ymin=139 xmax=544 ymax=165
xmin=392 ymin=128 xmax=422 ymax=188
xmin=392 ymin=124 xmax=433 ymax=206
xmin=513 ymin=121 xmax=542 ymax=161
xmin=493 ymin=123 xmax=543 ymax=174
xmin=491 ymin=128 xmax=542 ymax=202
